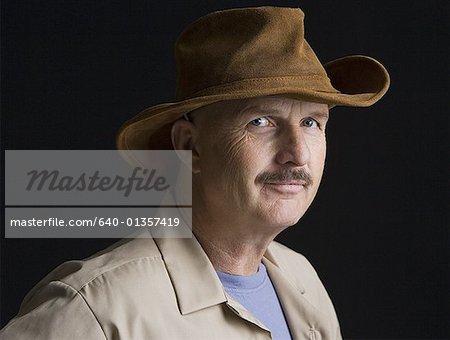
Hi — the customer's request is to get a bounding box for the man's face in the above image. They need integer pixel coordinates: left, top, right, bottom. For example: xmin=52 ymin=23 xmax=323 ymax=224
xmin=191 ymin=96 xmax=329 ymax=236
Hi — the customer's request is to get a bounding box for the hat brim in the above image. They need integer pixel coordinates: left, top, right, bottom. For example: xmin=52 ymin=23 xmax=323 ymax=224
xmin=116 ymin=55 xmax=390 ymax=150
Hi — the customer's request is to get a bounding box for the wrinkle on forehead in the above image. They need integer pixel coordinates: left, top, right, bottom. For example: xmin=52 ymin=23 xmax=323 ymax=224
xmin=244 ymin=96 xmax=329 ymax=120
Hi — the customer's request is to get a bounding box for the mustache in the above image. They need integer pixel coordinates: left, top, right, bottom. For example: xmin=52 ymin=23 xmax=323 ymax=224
xmin=256 ymin=168 xmax=313 ymax=187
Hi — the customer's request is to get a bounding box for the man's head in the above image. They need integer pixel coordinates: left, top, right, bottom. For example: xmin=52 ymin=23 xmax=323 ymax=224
xmin=171 ymin=96 xmax=328 ymax=238
xmin=116 ymin=6 xmax=389 ymax=239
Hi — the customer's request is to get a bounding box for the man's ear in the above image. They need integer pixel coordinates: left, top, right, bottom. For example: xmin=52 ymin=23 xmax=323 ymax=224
xmin=171 ymin=119 xmax=200 ymax=174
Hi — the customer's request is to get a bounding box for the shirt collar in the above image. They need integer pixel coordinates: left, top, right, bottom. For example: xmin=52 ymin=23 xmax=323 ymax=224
xmin=153 ymin=235 xmax=226 ymax=315
xmin=153 ymin=234 xmax=306 ymax=315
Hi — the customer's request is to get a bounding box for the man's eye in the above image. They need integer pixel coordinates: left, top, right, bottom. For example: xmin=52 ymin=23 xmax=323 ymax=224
xmin=249 ymin=117 xmax=270 ymax=127
xmin=302 ymin=118 xmax=319 ymax=128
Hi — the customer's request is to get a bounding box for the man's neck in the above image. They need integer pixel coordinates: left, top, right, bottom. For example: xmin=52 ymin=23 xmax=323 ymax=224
xmin=193 ymin=227 xmax=273 ymax=276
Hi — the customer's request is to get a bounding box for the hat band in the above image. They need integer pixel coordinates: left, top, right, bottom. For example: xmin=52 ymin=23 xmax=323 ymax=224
xmin=177 ymin=74 xmax=339 ymax=101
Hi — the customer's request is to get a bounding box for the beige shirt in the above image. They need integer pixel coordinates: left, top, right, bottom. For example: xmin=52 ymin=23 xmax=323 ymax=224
xmin=1 ymin=235 xmax=342 ymax=339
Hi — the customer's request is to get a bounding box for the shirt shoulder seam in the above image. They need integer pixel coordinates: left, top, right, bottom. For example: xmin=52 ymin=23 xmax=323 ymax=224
xmin=54 ymin=280 xmax=108 ymax=340
xmin=64 ymin=254 xmax=163 ymax=291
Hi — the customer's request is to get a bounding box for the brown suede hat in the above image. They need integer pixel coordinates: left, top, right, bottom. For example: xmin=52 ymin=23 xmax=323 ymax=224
xmin=116 ymin=6 xmax=390 ymax=150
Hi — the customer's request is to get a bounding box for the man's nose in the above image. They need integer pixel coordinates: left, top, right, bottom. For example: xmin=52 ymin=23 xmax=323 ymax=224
xmin=274 ymin=125 xmax=310 ymax=166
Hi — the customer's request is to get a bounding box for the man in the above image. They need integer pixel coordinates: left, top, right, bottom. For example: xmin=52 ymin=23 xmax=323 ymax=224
xmin=1 ymin=6 xmax=389 ymax=339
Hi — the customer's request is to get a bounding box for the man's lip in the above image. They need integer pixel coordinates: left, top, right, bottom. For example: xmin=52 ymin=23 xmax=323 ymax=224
xmin=264 ymin=182 xmax=307 ymax=193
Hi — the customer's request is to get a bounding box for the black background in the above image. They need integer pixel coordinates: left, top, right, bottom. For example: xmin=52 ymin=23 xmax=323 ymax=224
xmin=1 ymin=0 xmax=448 ymax=338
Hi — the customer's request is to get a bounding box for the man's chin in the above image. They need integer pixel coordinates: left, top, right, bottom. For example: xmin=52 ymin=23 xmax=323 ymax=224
xmin=258 ymin=213 xmax=304 ymax=232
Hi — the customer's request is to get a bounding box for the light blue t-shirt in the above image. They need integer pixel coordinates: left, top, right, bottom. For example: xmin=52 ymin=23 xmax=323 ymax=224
xmin=217 ymin=262 xmax=292 ymax=340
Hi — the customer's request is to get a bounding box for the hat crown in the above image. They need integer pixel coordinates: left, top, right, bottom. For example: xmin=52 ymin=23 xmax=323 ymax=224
xmin=175 ymin=7 xmax=330 ymax=100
